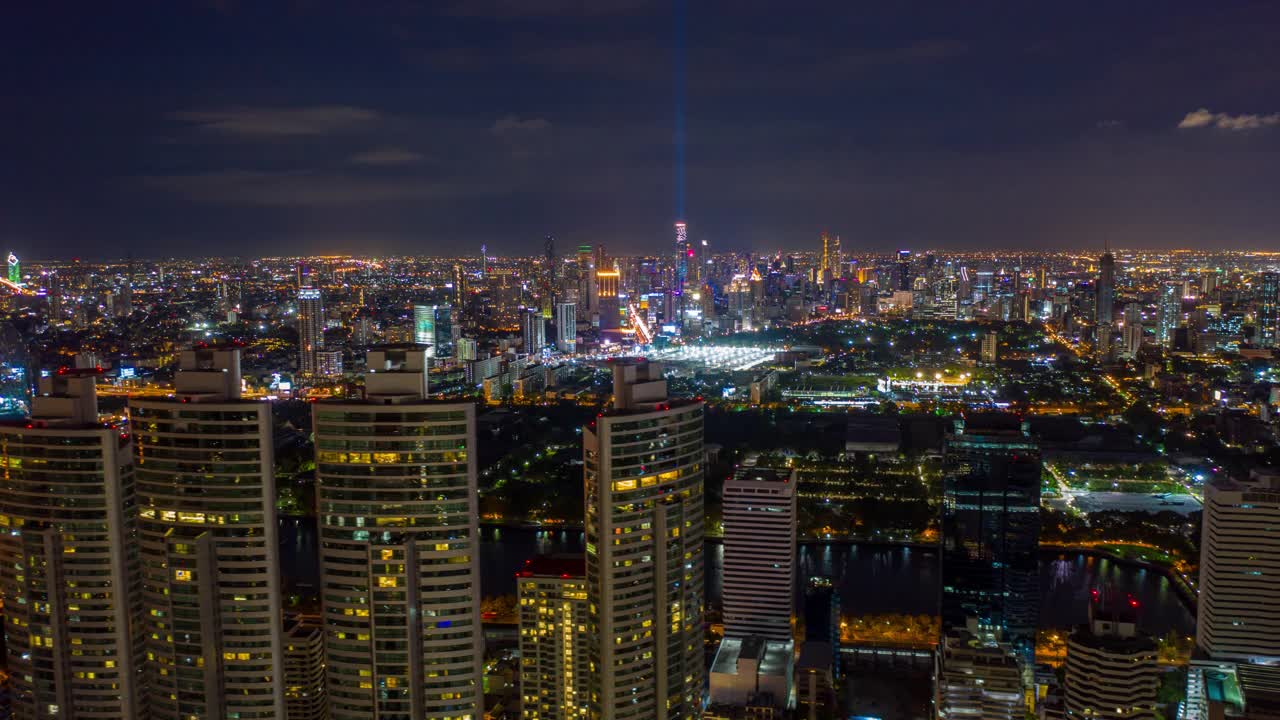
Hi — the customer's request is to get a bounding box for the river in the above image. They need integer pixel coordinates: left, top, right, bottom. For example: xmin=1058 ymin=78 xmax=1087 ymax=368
xmin=279 ymin=519 xmax=1194 ymax=635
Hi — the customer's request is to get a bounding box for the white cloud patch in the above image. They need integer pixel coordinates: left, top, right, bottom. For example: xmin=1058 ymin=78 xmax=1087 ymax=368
xmin=171 ymin=105 xmax=380 ymax=136
xmin=1178 ymin=108 xmax=1280 ymax=131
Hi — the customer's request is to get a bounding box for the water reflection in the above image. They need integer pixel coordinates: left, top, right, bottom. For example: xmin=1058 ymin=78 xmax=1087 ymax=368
xmin=278 ymin=520 xmax=1193 ymax=635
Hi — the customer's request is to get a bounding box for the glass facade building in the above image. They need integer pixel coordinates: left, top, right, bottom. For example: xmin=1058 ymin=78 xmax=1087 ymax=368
xmin=940 ymin=415 xmax=1041 ymax=664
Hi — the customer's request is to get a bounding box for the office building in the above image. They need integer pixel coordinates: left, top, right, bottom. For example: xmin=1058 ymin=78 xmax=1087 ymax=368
xmin=1197 ymin=471 xmax=1280 ymax=663
xmin=556 ymin=301 xmax=577 ymax=353
xmin=1260 ymin=272 xmax=1280 ymax=347
xmin=935 ymin=625 xmax=1024 ymax=720
xmin=941 ymin=415 xmax=1041 ymax=665
xmin=722 ymin=467 xmax=796 ymax=642
xmin=897 ymin=250 xmax=913 ymax=291
xmin=1157 ymin=281 xmax=1182 ymax=348
xmin=583 ymin=360 xmax=705 ymax=720
xmin=410 ymin=304 xmax=456 ymax=358
xmin=435 ymin=305 xmax=455 ymax=357
xmin=803 ymin=576 xmax=840 ymax=646
xmin=1062 ymin=593 xmax=1159 ymax=720
xmin=981 ymin=331 xmax=999 ymax=365
xmin=314 ymin=347 xmax=483 ymax=719
xmin=1097 ymin=250 xmax=1115 ymax=326
xmin=457 ymin=337 xmax=479 ymax=362
xmin=299 ymin=286 xmax=325 ymax=375
xmin=284 ymin=616 xmax=328 ymax=720
xmin=131 ymin=347 xmax=285 ymax=719
xmin=517 ymin=556 xmax=589 ymax=720
xmin=316 ymin=349 xmax=343 ymax=377
xmin=1123 ymin=303 xmax=1144 ymax=359
xmin=0 ymin=371 xmax=144 ymax=719
xmin=596 ymin=269 xmax=621 ymax=330
xmin=523 ymin=308 xmax=547 ymax=353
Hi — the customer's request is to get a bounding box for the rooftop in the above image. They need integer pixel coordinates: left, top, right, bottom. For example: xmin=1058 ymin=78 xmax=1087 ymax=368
xmin=710 ymin=636 xmax=793 ymax=678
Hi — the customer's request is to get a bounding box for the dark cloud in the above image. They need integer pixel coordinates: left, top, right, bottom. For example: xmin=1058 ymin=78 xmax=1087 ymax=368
xmin=349 ymin=147 xmax=426 ymax=166
xmin=170 ymin=106 xmax=381 ymax=137
xmin=139 ymin=170 xmax=466 ymax=207
xmin=490 ymin=115 xmax=551 ymax=136
xmin=439 ymin=0 xmax=648 ymax=19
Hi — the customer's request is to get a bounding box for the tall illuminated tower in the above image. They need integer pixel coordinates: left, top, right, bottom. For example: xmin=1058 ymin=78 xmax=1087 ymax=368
xmin=131 ymin=347 xmax=285 ymax=720
xmin=674 ymin=221 xmax=689 ymax=289
xmin=314 ymin=347 xmax=483 ymax=720
xmin=584 ymin=360 xmax=705 ymax=720
xmin=298 ymin=287 xmax=325 ymax=375
xmin=674 ymin=221 xmax=689 ymax=327
xmin=1096 ymin=249 xmax=1115 ymax=326
xmin=596 ymin=269 xmax=621 ymax=331
xmin=1260 ymin=272 xmax=1280 ymax=347
xmin=523 ymin=307 xmax=547 ymax=352
xmin=1157 ymin=281 xmax=1182 ymax=347
xmin=820 ymin=232 xmax=831 ymax=277
xmin=556 ymin=301 xmax=578 ymax=352
xmin=0 ymin=371 xmax=144 ymax=719
xmin=413 ymin=304 xmax=437 ymax=356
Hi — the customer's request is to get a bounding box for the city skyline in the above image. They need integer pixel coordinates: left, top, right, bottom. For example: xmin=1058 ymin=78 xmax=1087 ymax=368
xmin=5 ymin=4 xmax=1280 ymax=719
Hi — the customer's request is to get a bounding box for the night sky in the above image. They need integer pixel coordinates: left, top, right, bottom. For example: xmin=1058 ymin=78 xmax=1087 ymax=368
xmin=4 ymin=1 xmax=1280 ymax=259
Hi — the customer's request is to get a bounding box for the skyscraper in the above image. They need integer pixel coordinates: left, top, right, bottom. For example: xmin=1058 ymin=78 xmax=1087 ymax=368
xmin=897 ymin=250 xmax=913 ymax=291
xmin=1097 ymin=250 xmax=1115 ymax=360
xmin=940 ymin=415 xmax=1041 ymax=665
xmin=674 ymin=221 xmax=689 ymax=294
xmin=1196 ymin=471 xmax=1280 ymax=663
xmin=284 ymin=617 xmax=328 ymax=720
xmin=1096 ymin=250 xmax=1115 ymax=326
xmin=722 ymin=466 xmax=796 ymax=642
xmin=131 ymin=347 xmax=285 ymax=720
xmin=595 ymin=269 xmax=621 ymax=330
xmin=314 ymin=347 xmax=483 ymax=719
xmin=1122 ymin=303 xmax=1144 ymax=359
xmin=556 ymin=301 xmax=577 ymax=352
xmin=299 ymin=286 xmax=325 ymax=374
xmin=523 ymin=307 xmax=547 ymax=353
xmin=517 ymin=556 xmax=590 ymax=720
xmin=433 ymin=305 xmax=454 ymax=357
xmin=820 ymin=232 xmax=835 ymax=284
xmin=584 ymin=360 xmax=705 ymax=720
xmin=1157 ymin=281 xmax=1182 ymax=347
xmin=413 ymin=303 xmax=436 ymax=354
xmin=1259 ymin=272 xmax=1279 ymax=347
xmin=0 ymin=371 xmax=144 ymax=719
